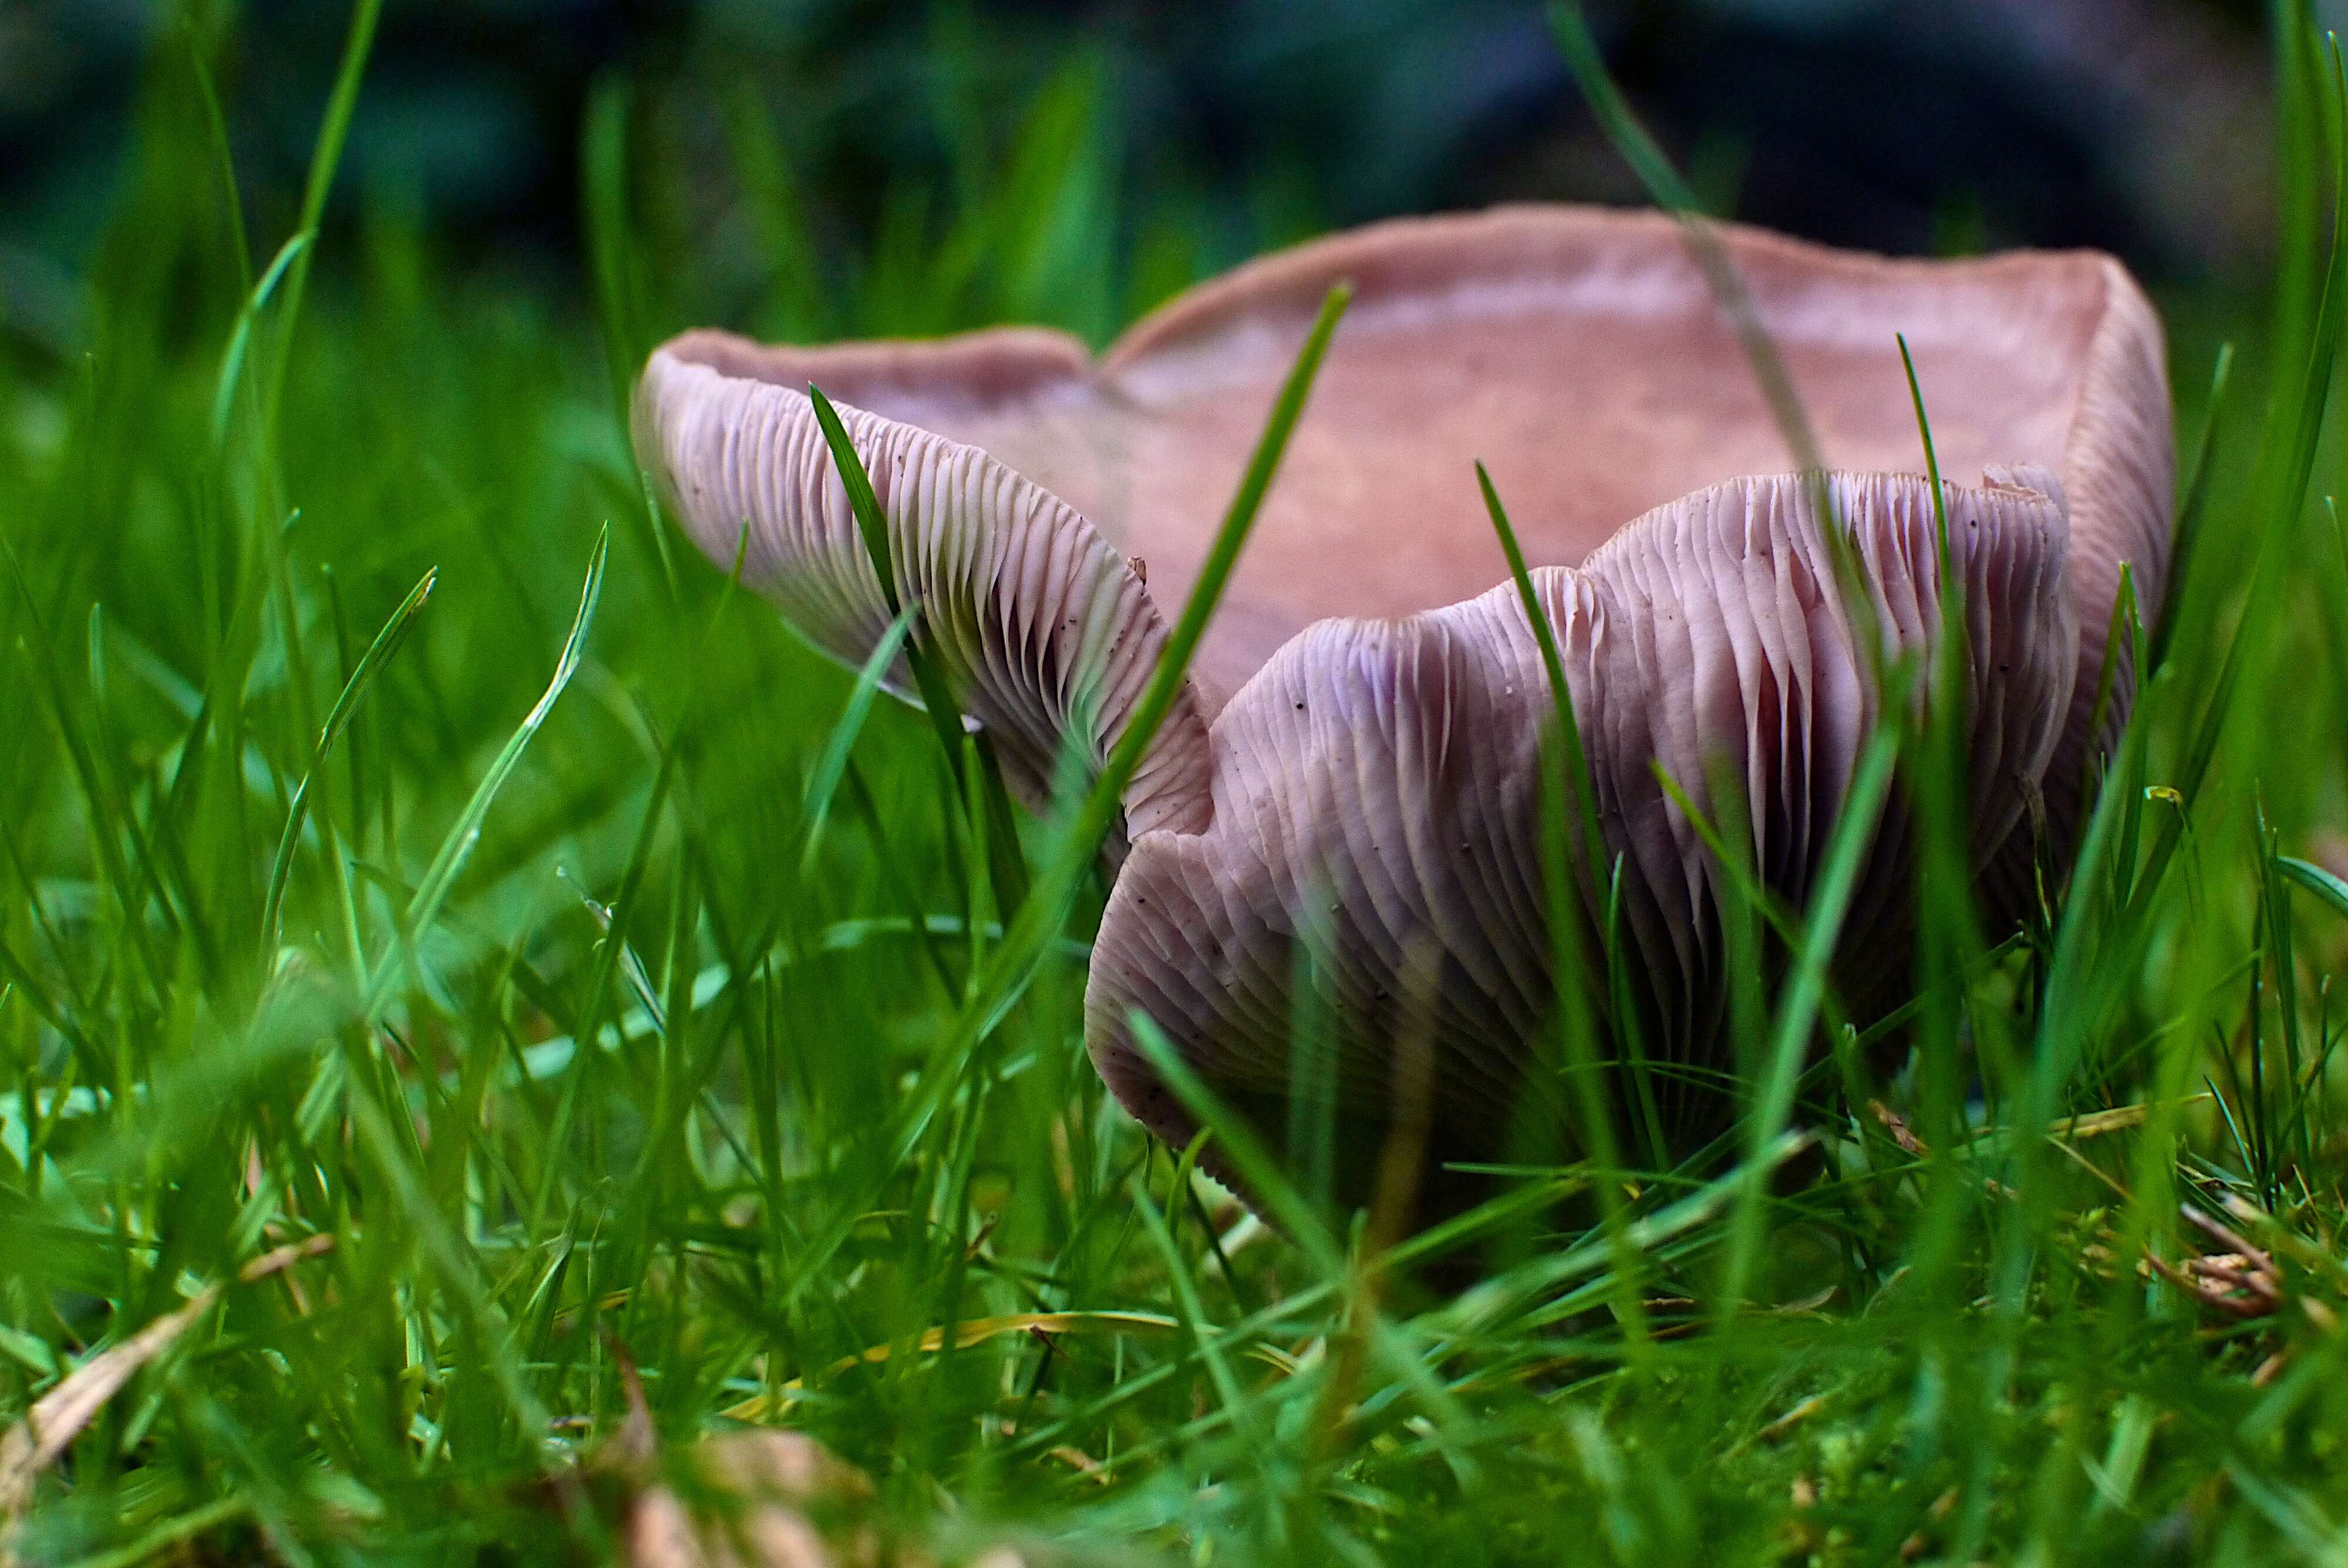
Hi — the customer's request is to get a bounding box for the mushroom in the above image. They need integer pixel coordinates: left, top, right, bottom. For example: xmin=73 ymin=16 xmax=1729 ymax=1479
xmin=635 ymin=205 xmax=2171 ymax=1219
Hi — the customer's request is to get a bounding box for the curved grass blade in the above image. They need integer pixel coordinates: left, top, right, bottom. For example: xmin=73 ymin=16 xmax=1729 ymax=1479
xmin=1546 ymin=2 xmax=1821 ymax=474
xmin=2082 ymin=566 xmax=2142 ymax=778
xmin=807 ymin=383 xmax=979 ymax=784
xmin=1476 ymin=462 xmax=1607 ymax=907
xmin=259 ymin=566 xmax=436 ymax=948
xmin=258 ymin=0 xmax=383 ymax=423
xmin=2149 ymin=342 xmax=2236 ymax=671
xmin=362 ymin=528 xmax=605 ymax=1023
xmin=808 ymin=384 xmax=1033 ymax=908
xmin=799 ymin=603 xmax=916 ymax=873
xmin=182 ymin=23 xmax=253 ymax=292
xmin=1715 ymin=725 xmax=1898 ymax=1316
xmin=209 ymin=231 xmax=311 ymax=453
xmin=1897 ymin=333 xmax=1954 ymax=576
xmin=1547 ymin=0 xmax=1875 ymax=675
xmin=2279 ymin=854 xmax=2348 ymax=922
xmin=1477 ymin=461 xmax=1655 ymax=1337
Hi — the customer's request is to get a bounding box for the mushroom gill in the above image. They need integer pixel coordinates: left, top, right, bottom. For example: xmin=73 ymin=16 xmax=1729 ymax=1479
xmin=634 ymin=205 xmax=2174 ymax=1220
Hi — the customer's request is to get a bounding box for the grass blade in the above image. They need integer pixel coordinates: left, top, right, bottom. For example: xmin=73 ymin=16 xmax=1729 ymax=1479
xmin=1476 ymin=462 xmax=1607 ymax=911
xmin=209 ymin=232 xmax=311 ymax=452
xmin=362 ymin=529 xmax=605 ymax=1022
xmin=2279 ymin=854 xmax=2348 ymax=922
xmin=806 ymin=385 xmax=983 ymax=785
xmin=2149 ymin=342 xmax=2236 ymax=671
xmin=1715 ymin=726 xmax=1898 ymax=1315
xmin=259 ymin=567 xmax=436 ymax=948
xmin=799 ymin=604 xmax=917 ymax=872
xmin=258 ymin=0 xmax=383 ymax=423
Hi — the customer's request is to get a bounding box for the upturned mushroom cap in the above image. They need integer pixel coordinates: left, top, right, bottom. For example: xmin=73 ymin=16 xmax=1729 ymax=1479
xmin=635 ymin=205 xmax=2172 ymax=1215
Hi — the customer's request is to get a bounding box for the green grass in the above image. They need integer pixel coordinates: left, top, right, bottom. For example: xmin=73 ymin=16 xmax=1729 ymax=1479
xmin=6 ymin=5 xmax=2348 ymax=1564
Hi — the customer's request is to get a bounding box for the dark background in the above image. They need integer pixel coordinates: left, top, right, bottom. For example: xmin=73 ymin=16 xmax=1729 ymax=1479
xmin=0 ymin=0 xmax=2285 ymax=351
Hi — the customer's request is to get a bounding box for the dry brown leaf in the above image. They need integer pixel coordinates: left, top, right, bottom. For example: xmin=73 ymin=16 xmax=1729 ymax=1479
xmin=595 ymin=1342 xmax=895 ymax=1568
xmin=2048 ymin=1097 xmax=2212 ymax=1140
xmin=1756 ymin=1394 xmax=1830 ymax=1444
xmin=2148 ymin=1204 xmax=2288 ymax=1320
xmin=622 ymin=1430 xmax=888 ymax=1568
xmin=1046 ymin=1447 xmax=1104 ymax=1482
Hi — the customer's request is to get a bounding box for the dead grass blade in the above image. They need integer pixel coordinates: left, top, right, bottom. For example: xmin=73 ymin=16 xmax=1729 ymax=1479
xmin=721 ymin=1311 xmax=1180 ymax=1422
xmin=0 ymin=1235 xmax=332 ymax=1553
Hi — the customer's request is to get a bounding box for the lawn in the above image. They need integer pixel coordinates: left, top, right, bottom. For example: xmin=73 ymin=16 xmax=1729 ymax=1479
xmin=6 ymin=4 xmax=2348 ymax=1564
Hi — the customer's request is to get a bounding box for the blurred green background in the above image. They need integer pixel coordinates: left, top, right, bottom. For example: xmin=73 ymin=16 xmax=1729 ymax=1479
xmin=0 ymin=0 xmax=2286 ymax=365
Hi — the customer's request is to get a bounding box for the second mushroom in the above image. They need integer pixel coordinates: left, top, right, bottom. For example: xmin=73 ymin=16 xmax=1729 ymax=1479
xmin=635 ymin=207 xmax=2173 ymax=1222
